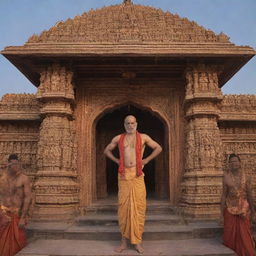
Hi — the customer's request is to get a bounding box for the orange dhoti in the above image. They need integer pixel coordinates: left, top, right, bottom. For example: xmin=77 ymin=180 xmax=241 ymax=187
xmin=0 ymin=205 xmax=27 ymax=256
xmin=223 ymin=209 xmax=255 ymax=256
xmin=118 ymin=167 xmax=146 ymax=244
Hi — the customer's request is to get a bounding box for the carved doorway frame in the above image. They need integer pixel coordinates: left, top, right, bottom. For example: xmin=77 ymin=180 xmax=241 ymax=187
xmin=76 ymin=81 xmax=184 ymax=210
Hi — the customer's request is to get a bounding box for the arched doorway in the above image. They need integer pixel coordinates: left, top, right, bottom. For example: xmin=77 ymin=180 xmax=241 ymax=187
xmin=95 ymin=104 xmax=169 ymax=199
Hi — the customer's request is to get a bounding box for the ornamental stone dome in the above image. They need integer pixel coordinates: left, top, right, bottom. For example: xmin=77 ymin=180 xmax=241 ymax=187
xmin=27 ymin=1 xmax=229 ymax=44
xmin=1 ymin=1 xmax=255 ymax=87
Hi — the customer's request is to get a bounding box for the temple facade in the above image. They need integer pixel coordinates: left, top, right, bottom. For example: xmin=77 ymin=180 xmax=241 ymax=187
xmin=1 ymin=1 xmax=256 ymax=221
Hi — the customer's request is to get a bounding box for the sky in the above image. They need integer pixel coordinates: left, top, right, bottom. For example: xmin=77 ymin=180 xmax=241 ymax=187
xmin=0 ymin=0 xmax=255 ymax=98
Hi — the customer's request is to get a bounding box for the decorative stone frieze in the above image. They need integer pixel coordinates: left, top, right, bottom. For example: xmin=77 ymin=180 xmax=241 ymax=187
xmin=37 ymin=64 xmax=74 ymax=101
xmin=185 ymin=64 xmax=223 ymax=102
xmin=0 ymin=131 xmax=38 ymax=181
xmin=220 ymin=95 xmax=256 ymax=121
xmin=0 ymin=94 xmax=39 ymax=111
xmin=33 ymin=63 xmax=79 ymax=221
xmin=0 ymin=94 xmax=40 ymax=120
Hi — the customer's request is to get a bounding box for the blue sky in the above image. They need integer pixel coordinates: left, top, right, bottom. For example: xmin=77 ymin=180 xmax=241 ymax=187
xmin=0 ymin=0 xmax=255 ymax=97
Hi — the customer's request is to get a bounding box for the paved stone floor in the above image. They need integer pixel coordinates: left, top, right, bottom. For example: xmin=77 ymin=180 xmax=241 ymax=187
xmin=16 ymin=238 xmax=235 ymax=256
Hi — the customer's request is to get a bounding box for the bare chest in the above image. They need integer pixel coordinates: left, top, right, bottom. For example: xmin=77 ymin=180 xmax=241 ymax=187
xmin=123 ymin=136 xmax=145 ymax=149
xmin=226 ymin=174 xmax=245 ymax=193
xmin=3 ymin=177 xmax=24 ymax=197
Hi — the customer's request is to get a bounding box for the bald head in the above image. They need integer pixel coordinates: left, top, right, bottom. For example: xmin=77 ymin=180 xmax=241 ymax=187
xmin=124 ymin=115 xmax=136 ymax=123
xmin=124 ymin=115 xmax=137 ymax=134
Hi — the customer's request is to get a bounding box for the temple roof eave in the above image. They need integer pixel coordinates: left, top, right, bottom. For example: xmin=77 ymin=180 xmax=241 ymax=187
xmin=2 ymin=43 xmax=256 ymax=56
xmin=1 ymin=44 xmax=255 ymax=88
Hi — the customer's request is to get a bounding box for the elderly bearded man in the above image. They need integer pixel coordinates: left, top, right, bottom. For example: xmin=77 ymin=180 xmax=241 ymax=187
xmin=0 ymin=154 xmax=32 ymax=256
xmin=221 ymin=153 xmax=256 ymax=256
xmin=104 ymin=115 xmax=162 ymax=254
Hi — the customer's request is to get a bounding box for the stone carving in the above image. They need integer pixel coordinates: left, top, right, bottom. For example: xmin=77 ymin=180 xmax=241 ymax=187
xmin=185 ymin=120 xmax=223 ymax=171
xmin=185 ymin=64 xmax=222 ymax=101
xmin=221 ymin=95 xmax=256 ymax=112
xmin=27 ymin=4 xmax=230 ymax=44
xmin=0 ymin=94 xmax=40 ymax=112
xmin=221 ymin=137 xmax=256 ymax=202
xmin=0 ymin=140 xmax=38 ymax=176
xmin=33 ymin=63 xmax=79 ymax=221
xmin=37 ymin=64 xmax=74 ymax=100
xmin=182 ymin=63 xmax=224 ymax=218
xmin=0 ymin=94 xmax=40 ymax=183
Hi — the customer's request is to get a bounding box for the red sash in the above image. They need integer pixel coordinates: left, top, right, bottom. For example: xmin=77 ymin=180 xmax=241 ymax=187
xmin=118 ymin=131 xmax=143 ymax=177
xmin=223 ymin=209 xmax=255 ymax=256
xmin=0 ymin=210 xmax=27 ymax=256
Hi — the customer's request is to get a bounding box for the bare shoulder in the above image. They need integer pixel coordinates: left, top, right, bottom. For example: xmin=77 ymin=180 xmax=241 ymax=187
xmin=19 ymin=173 xmax=31 ymax=184
xmin=107 ymin=134 xmax=121 ymax=146
xmin=112 ymin=134 xmax=122 ymax=143
xmin=140 ymin=133 xmax=151 ymax=141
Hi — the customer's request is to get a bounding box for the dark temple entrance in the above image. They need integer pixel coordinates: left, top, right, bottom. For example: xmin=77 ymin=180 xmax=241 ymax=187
xmin=96 ymin=104 xmax=169 ymax=199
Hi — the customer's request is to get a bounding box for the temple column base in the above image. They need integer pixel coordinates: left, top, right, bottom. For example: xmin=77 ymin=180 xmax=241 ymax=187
xmin=32 ymin=205 xmax=78 ymax=222
xmin=179 ymin=170 xmax=222 ymax=219
xmin=33 ymin=173 xmax=79 ymax=221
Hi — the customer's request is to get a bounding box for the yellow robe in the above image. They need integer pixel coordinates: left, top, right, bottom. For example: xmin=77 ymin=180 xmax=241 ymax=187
xmin=118 ymin=167 xmax=146 ymax=244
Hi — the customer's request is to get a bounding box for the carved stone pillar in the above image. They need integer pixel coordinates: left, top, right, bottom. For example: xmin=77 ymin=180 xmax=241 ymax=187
xmin=33 ymin=63 xmax=79 ymax=221
xmin=181 ymin=63 xmax=223 ymax=218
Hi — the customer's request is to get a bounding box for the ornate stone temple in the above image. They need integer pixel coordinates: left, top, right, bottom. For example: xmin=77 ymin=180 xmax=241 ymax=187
xmin=1 ymin=1 xmax=256 ymax=220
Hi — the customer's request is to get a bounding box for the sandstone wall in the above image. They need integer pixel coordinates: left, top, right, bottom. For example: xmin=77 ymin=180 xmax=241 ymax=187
xmin=0 ymin=92 xmax=255 ymax=218
xmin=219 ymin=95 xmax=256 ymax=194
xmin=0 ymin=94 xmax=40 ymax=182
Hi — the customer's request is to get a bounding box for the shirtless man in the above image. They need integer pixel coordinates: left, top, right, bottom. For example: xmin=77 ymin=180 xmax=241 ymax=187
xmin=104 ymin=115 xmax=162 ymax=254
xmin=0 ymin=154 xmax=32 ymax=256
xmin=221 ymin=153 xmax=255 ymax=256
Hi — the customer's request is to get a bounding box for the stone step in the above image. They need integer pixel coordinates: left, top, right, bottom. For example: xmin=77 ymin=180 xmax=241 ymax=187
xmin=86 ymin=200 xmax=175 ymax=215
xmin=16 ymin=238 xmax=235 ymax=256
xmin=75 ymin=214 xmax=185 ymax=226
xmin=27 ymin=221 xmax=222 ymax=241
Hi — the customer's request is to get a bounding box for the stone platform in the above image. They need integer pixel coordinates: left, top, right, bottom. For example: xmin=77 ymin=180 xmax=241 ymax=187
xmin=16 ymin=199 xmax=235 ymax=256
xmin=16 ymin=239 xmax=235 ymax=256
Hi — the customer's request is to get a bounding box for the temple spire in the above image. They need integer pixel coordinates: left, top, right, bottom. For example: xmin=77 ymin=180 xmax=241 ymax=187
xmin=123 ymin=0 xmax=132 ymax=4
